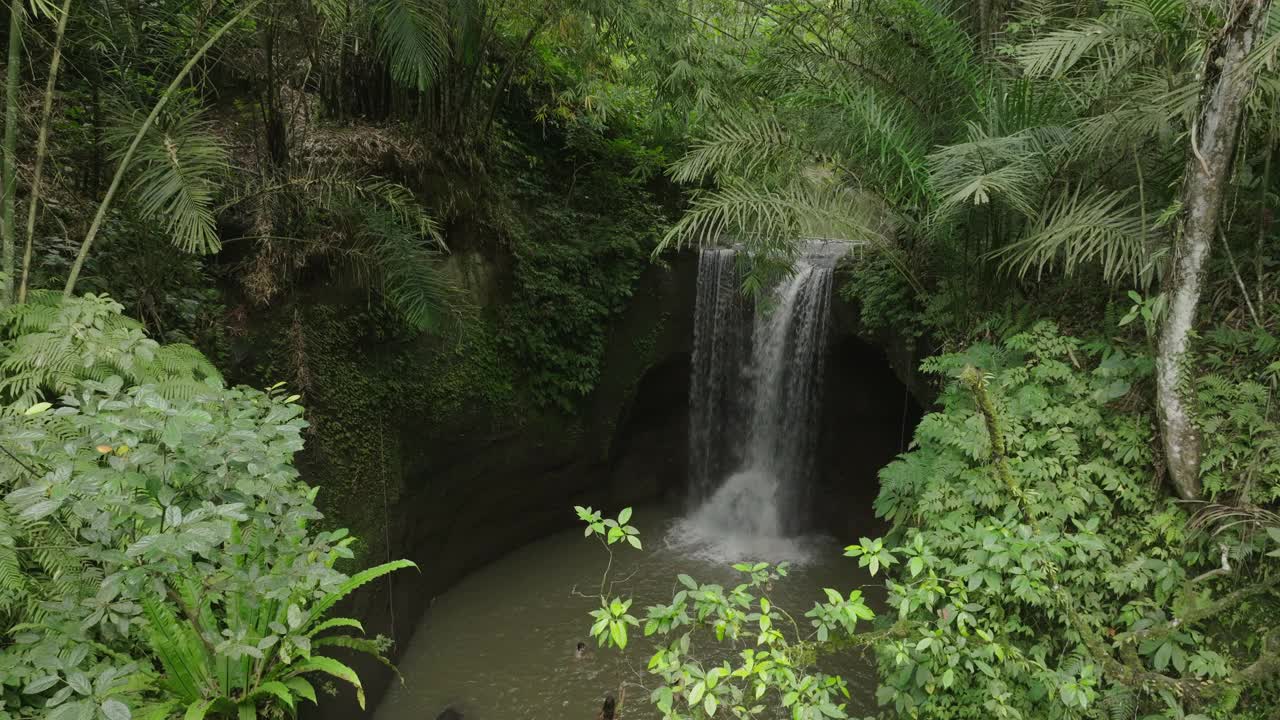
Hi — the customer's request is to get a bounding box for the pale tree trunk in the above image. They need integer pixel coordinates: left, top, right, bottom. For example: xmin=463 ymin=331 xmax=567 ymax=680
xmin=1157 ymin=0 xmax=1272 ymax=500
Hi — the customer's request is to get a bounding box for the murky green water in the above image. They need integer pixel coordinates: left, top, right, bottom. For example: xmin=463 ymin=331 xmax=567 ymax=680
xmin=375 ymin=505 xmax=886 ymax=720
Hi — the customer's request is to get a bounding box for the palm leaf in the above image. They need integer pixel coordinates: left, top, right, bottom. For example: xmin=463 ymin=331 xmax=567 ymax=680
xmin=1016 ymin=20 xmax=1126 ymax=78
xmin=991 ymin=187 xmax=1158 ymax=283
xmin=670 ymin=115 xmax=799 ymax=184
xmin=111 ymin=109 xmax=228 ymax=254
xmin=373 ymin=0 xmax=448 ymax=92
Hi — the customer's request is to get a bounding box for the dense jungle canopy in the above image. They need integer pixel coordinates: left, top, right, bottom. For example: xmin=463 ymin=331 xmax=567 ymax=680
xmin=0 ymin=0 xmax=1279 ymax=719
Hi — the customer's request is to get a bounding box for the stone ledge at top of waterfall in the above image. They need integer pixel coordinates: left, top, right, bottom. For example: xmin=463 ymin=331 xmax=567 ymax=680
xmin=705 ymin=238 xmax=867 ymax=269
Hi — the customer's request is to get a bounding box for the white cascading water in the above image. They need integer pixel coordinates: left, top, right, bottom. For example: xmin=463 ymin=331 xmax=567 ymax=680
xmin=671 ymin=241 xmax=847 ymax=562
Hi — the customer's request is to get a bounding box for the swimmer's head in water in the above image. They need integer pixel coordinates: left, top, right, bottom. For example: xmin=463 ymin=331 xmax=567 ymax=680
xmin=576 ymin=641 xmax=586 ymax=652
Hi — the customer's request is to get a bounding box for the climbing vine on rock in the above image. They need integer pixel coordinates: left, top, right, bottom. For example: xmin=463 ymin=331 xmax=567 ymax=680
xmin=498 ymin=135 xmax=668 ymax=411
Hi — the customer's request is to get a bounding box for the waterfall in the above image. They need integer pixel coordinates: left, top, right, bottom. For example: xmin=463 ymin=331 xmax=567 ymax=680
xmin=675 ymin=242 xmax=845 ymax=560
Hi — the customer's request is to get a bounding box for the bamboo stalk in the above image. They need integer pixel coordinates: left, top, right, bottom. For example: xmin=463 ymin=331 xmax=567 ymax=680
xmin=62 ymin=0 xmax=263 ymax=296
xmin=2 ymin=1 xmax=24 ymax=305
xmin=18 ymin=0 xmax=72 ymax=303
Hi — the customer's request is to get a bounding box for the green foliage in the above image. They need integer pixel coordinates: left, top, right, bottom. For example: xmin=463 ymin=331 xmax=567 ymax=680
xmin=870 ymin=323 xmax=1159 ymax=717
xmin=576 ymin=508 xmax=871 ymax=720
xmin=0 ymin=295 xmax=412 ymax=719
xmin=871 ymin=322 xmax=1280 ymax=718
xmin=1196 ymin=325 xmax=1280 ymax=502
xmin=0 ymin=292 xmax=221 ymax=408
xmin=497 ymin=136 xmax=666 ymax=411
xmin=582 ymin=322 xmax=1280 ymax=719
xmin=838 ymin=253 xmax=926 ymax=347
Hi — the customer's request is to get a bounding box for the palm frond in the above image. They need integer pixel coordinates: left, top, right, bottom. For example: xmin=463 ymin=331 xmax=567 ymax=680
xmin=658 ymin=177 xmax=886 ymax=255
xmin=1243 ymin=7 xmax=1280 ymax=77
xmin=1070 ymin=73 xmax=1198 ymax=155
xmin=364 ymin=213 xmax=467 ymax=334
xmin=1016 ymin=20 xmax=1129 ymax=78
xmin=928 ymin=124 xmax=1070 ymax=219
xmin=818 ymin=84 xmax=933 ymax=206
xmin=111 ymin=109 xmax=228 ymax=254
xmin=670 ymin=115 xmax=798 ymax=184
xmin=991 ymin=187 xmax=1158 ymax=283
xmin=373 ymin=0 xmax=448 ymax=92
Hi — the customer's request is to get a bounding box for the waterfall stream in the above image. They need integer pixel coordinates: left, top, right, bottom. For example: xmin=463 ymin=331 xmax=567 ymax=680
xmin=674 ymin=242 xmax=848 ymax=561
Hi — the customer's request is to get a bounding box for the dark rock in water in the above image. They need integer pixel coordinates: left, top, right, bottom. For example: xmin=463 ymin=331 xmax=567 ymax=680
xmin=436 ymin=709 xmax=463 ymax=720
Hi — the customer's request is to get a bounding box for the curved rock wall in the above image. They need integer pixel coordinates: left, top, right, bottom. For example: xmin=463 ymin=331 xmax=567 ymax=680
xmin=246 ymin=251 xmax=923 ymax=718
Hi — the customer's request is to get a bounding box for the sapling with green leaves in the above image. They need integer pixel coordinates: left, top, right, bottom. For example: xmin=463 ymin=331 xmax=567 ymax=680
xmin=0 ymin=293 xmax=415 ymax=719
xmin=574 ymin=506 xmax=878 ymax=719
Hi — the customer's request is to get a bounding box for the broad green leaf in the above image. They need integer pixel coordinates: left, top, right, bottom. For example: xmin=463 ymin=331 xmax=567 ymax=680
xmin=101 ymin=700 xmax=131 ymax=720
xmin=252 ymin=681 xmax=295 ymax=711
xmin=688 ymin=680 xmax=706 ymax=705
xmin=285 ymin=677 xmax=317 ymax=705
xmin=23 ymin=675 xmax=59 ymax=694
xmin=291 ymin=657 xmax=364 ymax=708
xmin=183 ymin=699 xmax=214 ymax=720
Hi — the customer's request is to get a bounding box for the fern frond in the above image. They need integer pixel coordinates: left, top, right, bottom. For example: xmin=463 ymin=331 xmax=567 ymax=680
xmin=151 ymin=344 xmax=224 ymax=384
xmin=1100 ymin=686 xmax=1138 ymax=720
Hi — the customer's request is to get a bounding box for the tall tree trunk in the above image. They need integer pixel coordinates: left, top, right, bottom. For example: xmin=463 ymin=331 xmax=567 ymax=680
xmin=260 ymin=13 xmax=289 ymax=169
xmin=2 ymin=1 xmax=23 ymax=306
xmin=19 ymin=0 xmax=73 ymax=303
xmin=1157 ymin=0 xmax=1271 ymax=500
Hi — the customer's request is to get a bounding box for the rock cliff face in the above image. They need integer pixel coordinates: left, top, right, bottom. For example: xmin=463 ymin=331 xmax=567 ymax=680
xmin=242 ymin=251 xmax=922 ymax=718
